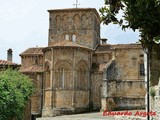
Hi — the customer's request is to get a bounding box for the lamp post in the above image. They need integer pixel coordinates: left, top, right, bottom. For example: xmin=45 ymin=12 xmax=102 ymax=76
xmin=144 ymin=47 xmax=150 ymax=120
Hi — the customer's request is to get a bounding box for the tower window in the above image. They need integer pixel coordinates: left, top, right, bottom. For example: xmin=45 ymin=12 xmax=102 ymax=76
xmin=72 ymin=34 xmax=76 ymax=42
xmin=140 ymin=63 xmax=145 ymax=76
xmin=65 ymin=34 xmax=69 ymax=40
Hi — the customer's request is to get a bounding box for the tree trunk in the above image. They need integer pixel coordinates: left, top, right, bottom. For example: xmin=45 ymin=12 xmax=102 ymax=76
xmin=150 ymin=44 xmax=160 ymax=86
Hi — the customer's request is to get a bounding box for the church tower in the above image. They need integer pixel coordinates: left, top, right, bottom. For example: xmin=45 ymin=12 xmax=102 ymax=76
xmin=48 ymin=8 xmax=100 ymax=49
xmin=42 ymin=8 xmax=100 ymax=116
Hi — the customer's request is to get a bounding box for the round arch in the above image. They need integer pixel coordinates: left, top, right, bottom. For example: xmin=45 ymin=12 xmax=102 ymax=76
xmin=55 ymin=60 xmax=72 ymax=89
xmin=75 ymin=60 xmax=89 ymax=90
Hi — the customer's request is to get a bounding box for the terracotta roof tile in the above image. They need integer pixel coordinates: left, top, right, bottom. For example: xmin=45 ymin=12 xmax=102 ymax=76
xmin=111 ymin=43 xmax=142 ymax=49
xmin=95 ymin=43 xmax=142 ymax=53
xmin=0 ymin=60 xmax=20 ymax=66
xmin=20 ymin=47 xmax=44 ymax=56
xmin=20 ymin=65 xmax=43 ymax=73
xmin=45 ymin=40 xmax=93 ymax=51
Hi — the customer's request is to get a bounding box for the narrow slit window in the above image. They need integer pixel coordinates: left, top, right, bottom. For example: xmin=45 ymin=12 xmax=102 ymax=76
xmin=140 ymin=63 xmax=145 ymax=76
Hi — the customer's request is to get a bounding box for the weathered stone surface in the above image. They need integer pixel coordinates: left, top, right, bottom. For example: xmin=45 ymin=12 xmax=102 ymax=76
xmin=20 ymin=8 xmax=146 ymax=118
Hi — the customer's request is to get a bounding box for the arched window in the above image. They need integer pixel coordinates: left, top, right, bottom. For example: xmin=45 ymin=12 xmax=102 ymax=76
xmin=57 ymin=68 xmax=70 ymax=89
xmin=55 ymin=61 xmax=72 ymax=89
xmin=72 ymin=34 xmax=76 ymax=42
xmin=65 ymin=34 xmax=69 ymax=40
xmin=76 ymin=61 xmax=88 ymax=90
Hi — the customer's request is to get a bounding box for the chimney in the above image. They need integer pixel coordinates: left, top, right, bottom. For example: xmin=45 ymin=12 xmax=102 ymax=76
xmin=101 ymin=38 xmax=108 ymax=44
xmin=7 ymin=48 xmax=13 ymax=62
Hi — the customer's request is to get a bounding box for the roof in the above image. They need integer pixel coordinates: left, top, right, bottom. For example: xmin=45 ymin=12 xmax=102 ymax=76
xmin=20 ymin=47 xmax=44 ymax=56
xmin=0 ymin=60 xmax=20 ymax=66
xmin=95 ymin=43 xmax=142 ymax=53
xmin=44 ymin=40 xmax=93 ymax=51
xmin=20 ymin=65 xmax=43 ymax=73
xmin=111 ymin=43 xmax=142 ymax=49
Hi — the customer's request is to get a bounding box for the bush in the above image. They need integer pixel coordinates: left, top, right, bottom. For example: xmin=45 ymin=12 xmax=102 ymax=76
xmin=0 ymin=69 xmax=35 ymax=120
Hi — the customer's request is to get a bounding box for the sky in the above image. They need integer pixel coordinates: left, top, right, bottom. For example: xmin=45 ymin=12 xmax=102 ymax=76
xmin=0 ymin=0 xmax=140 ymax=63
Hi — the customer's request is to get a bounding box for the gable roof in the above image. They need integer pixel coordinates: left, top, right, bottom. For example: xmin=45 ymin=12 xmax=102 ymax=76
xmin=20 ymin=47 xmax=44 ymax=56
xmin=0 ymin=60 xmax=20 ymax=66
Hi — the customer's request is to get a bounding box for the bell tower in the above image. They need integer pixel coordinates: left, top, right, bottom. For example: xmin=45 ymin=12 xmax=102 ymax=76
xmin=48 ymin=8 xmax=100 ymax=49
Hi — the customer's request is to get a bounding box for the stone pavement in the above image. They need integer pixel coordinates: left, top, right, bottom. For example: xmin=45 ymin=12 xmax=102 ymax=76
xmin=37 ymin=112 xmax=114 ymax=120
xmin=37 ymin=110 xmax=147 ymax=120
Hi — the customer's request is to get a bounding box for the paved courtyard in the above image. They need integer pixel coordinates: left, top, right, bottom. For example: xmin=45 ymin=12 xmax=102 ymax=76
xmin=37 ymin=112 xmax=114 ymax=120
xmin=37 ymin=110 xmax=146 ymax=120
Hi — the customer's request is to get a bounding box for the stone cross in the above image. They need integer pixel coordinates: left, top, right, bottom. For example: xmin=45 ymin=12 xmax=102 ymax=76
xmin=73 ymin=0 xmax=80 ymax=8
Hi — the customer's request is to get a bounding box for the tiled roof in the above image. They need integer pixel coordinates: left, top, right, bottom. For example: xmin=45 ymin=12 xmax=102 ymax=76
xmin=111 ymin=43 xmax=142 ymax=49
xmin=45 ymin=40 xmax=93 ymax=51
xmin=0 ymin=60 xmax=20 ymax=66
xmin=95 ymin=43 xmax=142 ymax=53
xmin=20 ymin=65 xmax=43 ymax=73
xmin=20 ymin=47 xmax=44 ymax=56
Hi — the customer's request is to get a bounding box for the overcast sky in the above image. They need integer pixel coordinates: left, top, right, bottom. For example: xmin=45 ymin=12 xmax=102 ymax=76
xmin=0 ymin=0 xmax=139 ymax=63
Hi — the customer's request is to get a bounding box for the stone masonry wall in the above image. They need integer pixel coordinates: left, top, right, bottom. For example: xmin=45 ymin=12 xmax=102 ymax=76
xmin=114 ymin=48 xmax=144 ymax=80
xmin=48 ymin=9 xmax=100 ymax=48
xmin=101 ymin=80 xmax=146 ymax=110
xmin=91 ymin=72 xmax=103 ymax=110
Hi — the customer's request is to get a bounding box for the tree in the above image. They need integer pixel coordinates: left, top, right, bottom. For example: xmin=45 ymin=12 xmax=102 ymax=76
xmin=100 ymin=0 xmax=160 ymax=85
xmin=0 ymin=69 xmax=35 ymax=120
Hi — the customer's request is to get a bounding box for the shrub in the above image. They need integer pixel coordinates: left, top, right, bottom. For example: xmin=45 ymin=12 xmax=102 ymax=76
xmin=0 ymin=69 xmax=35 ymax=120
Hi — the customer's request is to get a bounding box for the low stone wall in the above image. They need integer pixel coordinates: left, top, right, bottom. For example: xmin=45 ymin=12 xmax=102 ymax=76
xmin=115 ymin=97 xmax=145 ymax=110
xmin=102 ymin=80 xmax=146 ymax=110
xmin=106 ymin=80 xmax=146 ymax=98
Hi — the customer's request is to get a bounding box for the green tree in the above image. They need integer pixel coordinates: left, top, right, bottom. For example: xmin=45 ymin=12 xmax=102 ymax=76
xmin=100 ymin=0 xmax=160 ymax=85
xmin=0 ymin=69 xmax=35 ymax=120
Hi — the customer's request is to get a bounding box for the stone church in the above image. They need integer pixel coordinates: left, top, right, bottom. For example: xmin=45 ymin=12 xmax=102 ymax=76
xmin=20 ymin=8 xmax=146 ymax=117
